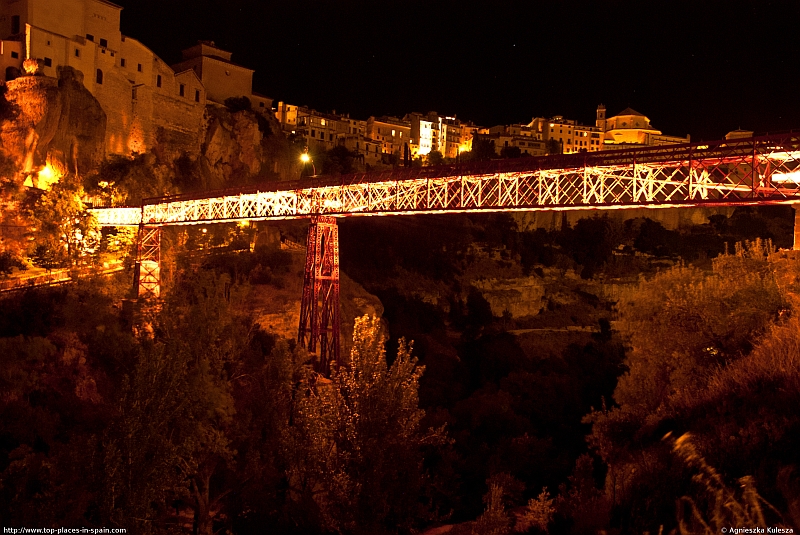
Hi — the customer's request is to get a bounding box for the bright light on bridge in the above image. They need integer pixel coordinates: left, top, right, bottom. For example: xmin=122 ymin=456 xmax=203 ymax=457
xmin=771 ymin=171 xmax=800 ymax=184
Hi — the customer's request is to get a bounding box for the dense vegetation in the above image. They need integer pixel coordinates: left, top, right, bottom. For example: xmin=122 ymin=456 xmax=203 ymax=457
xmin=3 ymin=206 xmax=800 ymax=534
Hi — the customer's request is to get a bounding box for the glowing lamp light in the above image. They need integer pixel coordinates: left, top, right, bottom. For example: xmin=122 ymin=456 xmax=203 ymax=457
xmin=300 ymin=153 xmax=311 ymax=163
xmin=771 ymin=171 xmax=800 ymax=184
xmin=37 ymin=164 xmax=61 ymax=189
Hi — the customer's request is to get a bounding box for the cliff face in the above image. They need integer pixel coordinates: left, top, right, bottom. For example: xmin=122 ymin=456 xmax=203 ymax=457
xmin=0 ymin=67 xmax=106 ymax=185
xmin=1 ymin=70 xmax=292 ymax=193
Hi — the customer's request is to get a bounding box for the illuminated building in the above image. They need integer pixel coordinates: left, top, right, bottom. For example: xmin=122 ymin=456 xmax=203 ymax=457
xmin=479 ymin=127 xmax=547 ymax=157
xmin=0 ymin=0 xmax=273 ymax=158
xmin=528 ymin=116 xmax=603 ymax=154
xmin=598 ymin=105 xmax=690 ymax=148
xmin=725 ymin=129 xmax=754 ymax=140
xmin=366 ymin=116 xmax=411 ymax=159
xmin=171 ymin=41 xmax=272 ymax=112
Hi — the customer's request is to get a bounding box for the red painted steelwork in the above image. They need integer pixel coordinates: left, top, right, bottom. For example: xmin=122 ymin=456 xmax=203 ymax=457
xmin=298 ymin=216 xmax=341 ymax=375
xmin=134 ymin=226 xmax=161 ymax=299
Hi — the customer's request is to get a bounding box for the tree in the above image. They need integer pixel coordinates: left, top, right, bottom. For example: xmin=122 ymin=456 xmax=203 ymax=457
xmin=27 ymin=176 xmax=99 ymax=268
xmin=0 ymin=250 xmax=25 ymax=277
xmin=0 ymin=83 xmax=18 ymax=122
xmin=224 ymin=96 xmax=252 ymax=112
xmin=323 ymin=145 xmax=358 ymax=175
xmin=469 ymin=137 xmax=497 ymax=162
xmin=499 ymin=146 xmax=521 ymax=159
xmin=287 ymin=315 xmax=447 ymax=534
xmin=587 ymin=240 xmax=791 ymax=532
xmin=546 ymin=139 xmax=562 ymax=155
xmin=426 ymin=150 xmax=445 ymax=167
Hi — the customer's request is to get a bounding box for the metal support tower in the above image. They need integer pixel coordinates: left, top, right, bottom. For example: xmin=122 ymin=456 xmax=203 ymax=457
xmin=298 ymin=216 xmax=341 ymax=376
xmin=133 ymin=226 xmax=162 ymax=299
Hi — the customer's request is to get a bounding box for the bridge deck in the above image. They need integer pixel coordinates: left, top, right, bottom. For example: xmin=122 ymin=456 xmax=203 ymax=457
xmin=91 ymin=134 xmax=800 ymax=227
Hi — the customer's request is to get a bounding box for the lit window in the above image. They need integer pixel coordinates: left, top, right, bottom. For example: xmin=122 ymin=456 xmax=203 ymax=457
xmin=321 ymin=119 xmax=326 ymax=126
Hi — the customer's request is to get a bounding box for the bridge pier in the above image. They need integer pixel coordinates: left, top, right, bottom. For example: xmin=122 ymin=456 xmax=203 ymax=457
xmin=795 ymin=205 xmax=800 ymax=251
xmin=298 ymin=216 xmax=341 ymax=376
xmin=133 ymin=226 xmax=162 ymax=299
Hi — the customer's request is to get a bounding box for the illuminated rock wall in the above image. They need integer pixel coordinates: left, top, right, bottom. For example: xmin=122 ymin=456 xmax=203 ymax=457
xmin=0 ymin=67 xmax=105 ymax=182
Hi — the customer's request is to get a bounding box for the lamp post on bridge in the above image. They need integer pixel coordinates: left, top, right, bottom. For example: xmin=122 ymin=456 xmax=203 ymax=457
xmin=300 ymin=149 xmax=317 ymax=177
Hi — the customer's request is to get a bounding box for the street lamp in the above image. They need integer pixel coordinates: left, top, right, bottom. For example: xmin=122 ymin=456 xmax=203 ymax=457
xmin=300 ymin=150 xmax=316 ymax=177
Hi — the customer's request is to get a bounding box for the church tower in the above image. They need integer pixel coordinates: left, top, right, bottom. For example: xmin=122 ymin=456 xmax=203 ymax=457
xmin=596 ymin=104 xmax=607 ymax=131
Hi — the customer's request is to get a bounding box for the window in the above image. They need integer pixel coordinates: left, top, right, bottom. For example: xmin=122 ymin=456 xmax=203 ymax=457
xmin=11 ymin=15 xmax=20 ymax=34
xmin=156 ymin=74 xmax=161 ymax=88
xmin=75 ymin=49 xmax=80 ymax=58
xmin=96 ymin=69 xmax=103 ymax=84
xmin=195 ymin=89 xmax=200 ymax=102
xmin=137 ymin=63 xmax=142 ymax=72
xmin=44 ymin=57 xmax=51 ymax=67
xmin=46 ymin=40 xmax=51 ymax=46
xmin=86 ymin=34 xmax=94 ymax=42
xmin=179 ymin=84 xmax=185 ymax=97
xmin=120 ymin=58 xmax=126 ymax=67
xmin=10 ymin=51 xmax=18 ymax=59
xmin=100 ymin=38 xmax=108 ymax=48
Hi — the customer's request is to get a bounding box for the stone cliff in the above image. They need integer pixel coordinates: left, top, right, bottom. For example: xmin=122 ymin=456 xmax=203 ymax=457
xmin=0 ymin=70 xmax=294 ymax=193
xmin=0 ymin=67 xmax=106 ymax=186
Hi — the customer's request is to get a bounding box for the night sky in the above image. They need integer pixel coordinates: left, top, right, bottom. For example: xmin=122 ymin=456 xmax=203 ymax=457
xmin=119 ymin=0 xmax=800 ymax=141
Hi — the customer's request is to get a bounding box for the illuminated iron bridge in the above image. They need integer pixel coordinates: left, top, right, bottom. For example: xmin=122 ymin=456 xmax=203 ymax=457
xmin=90 ymin=133 xmax=800 ymax=374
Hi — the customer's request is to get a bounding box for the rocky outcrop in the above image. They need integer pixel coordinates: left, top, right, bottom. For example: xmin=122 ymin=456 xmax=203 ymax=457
xmin=194 ymin=106 xmax=286 ymax=190
xmin=0 ymin=68 xmax=106 ymax=185
xmin=513 ymin=206 xmax=735 ymax=232
xmin=246 ymin=248 xmax=384 ymax=356
xmin=473 ymin=276 xmax=546 ymax=318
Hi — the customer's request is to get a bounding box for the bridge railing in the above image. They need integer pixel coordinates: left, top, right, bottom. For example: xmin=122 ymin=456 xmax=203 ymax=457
xmin=138 ymin=133 xmax=800 ymax=208
xmin=90 ymin=133 xmax=800 ymax=227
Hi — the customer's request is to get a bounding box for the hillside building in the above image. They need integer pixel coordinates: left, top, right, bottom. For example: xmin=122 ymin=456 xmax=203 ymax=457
xmin=0 ymin=0 xmax=272 ymax=158
xmin=366 ymin=116 xmax=410 ymax=158
xmin=597 ymin=105 xmax=690 ymax=148
xmin=528 ymin=116 xmax=603 ymax=154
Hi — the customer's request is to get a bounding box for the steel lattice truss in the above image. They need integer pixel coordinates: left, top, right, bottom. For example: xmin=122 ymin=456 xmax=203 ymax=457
xmin=298 ymin=216 xmax=341 ymax=375
xmin=133 ymin=226 xmax=161 ymax=299
xmin=90 ymin=134 xmax=800 ymax=227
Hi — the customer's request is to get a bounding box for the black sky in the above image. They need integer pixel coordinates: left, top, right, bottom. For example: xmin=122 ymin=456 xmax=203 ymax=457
xmin=118 ymin=0 xmax=800 ymax=141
